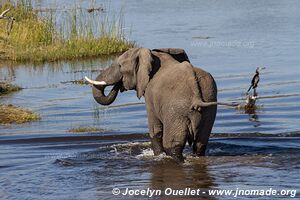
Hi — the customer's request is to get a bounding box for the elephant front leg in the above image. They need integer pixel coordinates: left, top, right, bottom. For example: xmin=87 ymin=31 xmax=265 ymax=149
xmin=151 ymin=135 xmax=163 ymax=156
xmin=146 ymin=102 xmax=164 ymax=156
xmin=149 ymin=120 xmax=164 ymax=156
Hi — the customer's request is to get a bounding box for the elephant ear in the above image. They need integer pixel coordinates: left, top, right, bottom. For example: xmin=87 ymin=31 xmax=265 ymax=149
xmin=152 ymin=48 xmax=190 ymax=63
xmin=136 ymin=48 xmax=153 ymax=99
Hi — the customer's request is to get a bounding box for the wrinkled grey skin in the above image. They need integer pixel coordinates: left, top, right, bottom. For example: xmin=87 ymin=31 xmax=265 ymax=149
xmin=91 ymin=48 xmax=217 ymax=161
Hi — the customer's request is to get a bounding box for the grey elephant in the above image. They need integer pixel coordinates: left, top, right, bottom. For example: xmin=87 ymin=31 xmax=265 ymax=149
xmin=85 ymin=48 xmax=220 ymax=161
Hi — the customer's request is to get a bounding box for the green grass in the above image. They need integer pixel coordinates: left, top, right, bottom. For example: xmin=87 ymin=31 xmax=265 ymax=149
xmin=0 ymin=104 xmax=40 ymax=124
xmin=0 ymin=81 xmax=22 ymax=95
xmin=0 ymin=0 xmax=134 ymax=62
xmin=68 ymin=126 xmax=106 ymax=133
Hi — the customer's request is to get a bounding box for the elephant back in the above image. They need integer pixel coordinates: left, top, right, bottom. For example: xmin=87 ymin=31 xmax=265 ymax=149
xmin=152 ymin=48 xmax=190 ymax=63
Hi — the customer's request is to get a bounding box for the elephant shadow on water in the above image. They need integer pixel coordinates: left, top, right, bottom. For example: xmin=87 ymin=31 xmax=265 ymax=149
xmin=148 ymin=159 xmax=217 ymax=200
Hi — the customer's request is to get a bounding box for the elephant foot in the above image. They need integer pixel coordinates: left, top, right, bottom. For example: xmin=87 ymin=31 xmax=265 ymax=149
xmin=150 ymin=137 xmax=164 ymax=156
xmin=193 ymin=143 xmax=207 ymax=156
xmin=164 ymin=146 xmax=184 ymax=162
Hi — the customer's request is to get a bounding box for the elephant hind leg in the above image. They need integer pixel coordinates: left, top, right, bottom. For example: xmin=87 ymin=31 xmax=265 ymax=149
xmin=193 ymin=143 xmax=207 ymax=156
xmin=193 ymin=106 xmax=217 ymax=156
xmin=162 ymin=121 xmax=188 ymax=162
xmin=192 ymin=120 xmax=208 ymax=156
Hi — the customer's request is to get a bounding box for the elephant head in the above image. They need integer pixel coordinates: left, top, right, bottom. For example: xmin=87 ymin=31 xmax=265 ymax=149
xmin=85 ymin=48 xmax=154 ymax=105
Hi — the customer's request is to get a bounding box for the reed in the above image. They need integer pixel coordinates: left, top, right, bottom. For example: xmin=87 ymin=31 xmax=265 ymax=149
xmin=0 ymin=0 xmax=134 ymax=62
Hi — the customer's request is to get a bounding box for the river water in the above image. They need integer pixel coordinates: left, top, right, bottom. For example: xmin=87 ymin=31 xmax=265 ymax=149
xmin=0 ymin=0 xmax=300 ymax=199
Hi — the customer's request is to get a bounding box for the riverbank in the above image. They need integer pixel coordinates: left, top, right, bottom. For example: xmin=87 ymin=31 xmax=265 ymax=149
xmin=0 ymin=1 xmax=134 ymax=63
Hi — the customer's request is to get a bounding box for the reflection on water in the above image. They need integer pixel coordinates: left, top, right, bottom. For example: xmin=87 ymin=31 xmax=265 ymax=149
xmin=149 ymin=159 xmax=216 ymax=200
xmin=1 ymin=0 xmax=300 ymax=199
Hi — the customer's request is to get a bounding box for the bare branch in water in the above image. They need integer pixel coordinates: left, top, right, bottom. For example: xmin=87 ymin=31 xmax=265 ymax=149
xmin=0 ymin=8 xmax=11 ymax=19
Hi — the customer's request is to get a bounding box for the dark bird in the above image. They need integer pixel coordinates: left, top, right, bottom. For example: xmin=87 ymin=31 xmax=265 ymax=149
xmin=247 ymin=67 xmax=265 ymax=96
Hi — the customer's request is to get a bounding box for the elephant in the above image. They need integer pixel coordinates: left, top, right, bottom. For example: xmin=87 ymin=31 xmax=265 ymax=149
xmin=85 ymin=47 xmax=220 ymax=161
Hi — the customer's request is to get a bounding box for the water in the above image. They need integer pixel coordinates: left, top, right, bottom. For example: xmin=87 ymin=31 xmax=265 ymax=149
xmin=0 ymin=0 xmax=300 ymax=199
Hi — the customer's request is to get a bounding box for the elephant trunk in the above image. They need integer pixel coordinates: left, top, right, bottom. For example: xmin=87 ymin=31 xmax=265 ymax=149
xmin=87 ymin=63 xmax=123 ymax=105
xmin=92 ymin=82 xmax=121 ymax=105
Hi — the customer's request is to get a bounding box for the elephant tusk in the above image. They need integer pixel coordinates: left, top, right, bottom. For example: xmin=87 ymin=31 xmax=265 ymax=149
xmin=84 ymin=76 xmax=107 ymax=85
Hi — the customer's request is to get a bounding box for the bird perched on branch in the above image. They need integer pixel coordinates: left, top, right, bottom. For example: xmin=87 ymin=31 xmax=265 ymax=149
xmin=247 ymin=67 xmax=265 ymax=97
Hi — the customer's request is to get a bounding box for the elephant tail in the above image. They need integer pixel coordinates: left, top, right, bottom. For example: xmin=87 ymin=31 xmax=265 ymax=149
xmin=200 ymin=101 xmax=239 ymax=107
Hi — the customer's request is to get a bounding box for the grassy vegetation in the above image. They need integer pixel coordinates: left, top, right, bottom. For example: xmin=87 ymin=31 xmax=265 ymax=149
xmin=0 ymin=104 xmax=40 ymax=124
xmin=68 ymin=126 xmax=106 ymax=133
xmin=0 ymin=81 xmax=22 ymax=95
xmin=0 ymin=0 xmax=134 ymax=62
xmin=0 ymin=82 xmax=39 ymax=124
